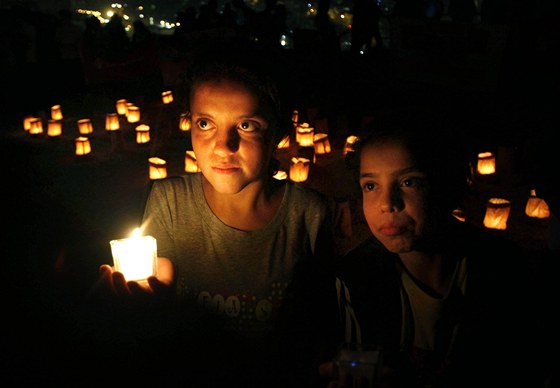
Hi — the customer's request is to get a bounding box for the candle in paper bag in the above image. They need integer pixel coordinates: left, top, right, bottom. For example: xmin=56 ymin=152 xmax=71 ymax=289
xmin=110 ymin=228 xmax=158 ymax=282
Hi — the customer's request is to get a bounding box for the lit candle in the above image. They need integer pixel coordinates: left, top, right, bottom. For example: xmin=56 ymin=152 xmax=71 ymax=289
xmin=277 ymin=135 xmax=290 ymax=150
xmin=77 ymin=118 xmax=93 ymax=135
xmin=51 ymin=104 xmax=63 ymax=120
xmin=29 ymin=118 xmax=43 ymax=135
xmin=136 ymin=124 xmax=151 ymax=144
xmin=110 ymin=228 xmax=158 ymax=282
xmin=483 ymin=197 xmax=511 ymax=230
xmin=116 ymin=99 xmax=128 ymax=115
xmin=75 ymin=136 xmax=91 ymax=155
xmin=184 ymin=150 xmax=200 ymax=173
xmin=289 ymin=157 xmax=310 ymax=182
xmin=149 ymin=157 xmax=168 ymax=180
xmin=106 ymin=113 xmax=120 ymax=131
xmin=162 ymin=90 xmax=174 ymax=104
xmin=313 ymin=133 xmax=331 ymax=155
xmin=126 ymin=105 xmax=141 ymax=123
xmin=47 ymin=119 xmax=62 ymax=137
xmin=477 ymin=152 xmax=496 ymax=175
xmin=179 ymin=113 xmax=191 ymax=131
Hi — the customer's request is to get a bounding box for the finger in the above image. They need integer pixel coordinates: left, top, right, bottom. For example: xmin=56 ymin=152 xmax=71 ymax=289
xmin=112 ymin=271 xmax=131 ymax=296
xmin=87 ymin=264 xmax=116 ymax=297
xmin=128 ymin=280 xmax=153 ymax=295
xmin=147 ymin=276 xmax=172 ymax=297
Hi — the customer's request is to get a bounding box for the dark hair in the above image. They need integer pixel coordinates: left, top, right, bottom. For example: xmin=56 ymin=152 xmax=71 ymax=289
xmin=184 ymin=37 xmax=294 ymax=145
xmin=354 ymin=109 xmax=469 ymax=215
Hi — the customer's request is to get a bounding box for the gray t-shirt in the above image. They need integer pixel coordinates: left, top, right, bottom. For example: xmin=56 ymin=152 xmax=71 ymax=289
xmin=142 ymin=173 xmax=331 ymax=341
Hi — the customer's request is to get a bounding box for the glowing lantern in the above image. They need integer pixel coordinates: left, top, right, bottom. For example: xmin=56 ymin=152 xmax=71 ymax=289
xmin=313 ymin=133 xmax=331 ymax=155
xmin=277 ymin=135 xmax=290 ymax=150
xmin=23 ymin=115 xmax=36 ymax=131
xmin=452 ymin=208 xmax=466 ymax=222
xmin=47 ymin=119 xmax=62 ymax=137
xmin=296 ymin=123 xmax=314 ymax=147
xmin=75 ymin=136 xmax=91 ymax=155
xmin=136 ymin=124 xmax=150 ymax=144
xmin=344 ymin=135 xmax=360 ymax=155
xmin=477 ymin=152 xmax=496 ymax=175
xmin=149 ymin=157 xmax=168 ymax=180
xmin=106 ymin=113 xmax=120 ymax=131
xmin=51 ymin=104 xmax=63 ymax=120
xmin=179 ymin=113 xmax=191 ymax=131
xmin=110 ymin=228 xmax=158 ymax=283
xmin=29 ymin=118 xmax=43 ymax=135
xmin=116 ymin=99 xmax=128 ymax=115
xmin=126 ymin=105 xmax=141 ymax=123
xmin=273 ymin=170 xmax=288 ymax=180
xmin=289 ymin=157 xmax=310 ymax=183
xmin=162 ymin=90 xmax=174 ymax=104
xmin=483 ymin=197 xmax=511 ymax=230
xmin=525 ymin=189 xmax=550 ymax=219
xmin=184 ymin=150 xmax=201 ymax=173
xmin=77 ymin=118 xmax=93 ymax=135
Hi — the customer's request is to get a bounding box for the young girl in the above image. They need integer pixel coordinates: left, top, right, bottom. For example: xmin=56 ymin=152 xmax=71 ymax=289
xmin=319 ymin=114 xmax=546 ymax=388
xmin=94 ymin=39 xmax=335 ymax=386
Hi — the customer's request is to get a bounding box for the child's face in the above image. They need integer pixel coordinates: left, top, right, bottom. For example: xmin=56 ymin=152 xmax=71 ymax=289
xmin=190 ymin=79 xmax=274 ymax=195
xmin=359 ymin=140 xmax=431 ymax=254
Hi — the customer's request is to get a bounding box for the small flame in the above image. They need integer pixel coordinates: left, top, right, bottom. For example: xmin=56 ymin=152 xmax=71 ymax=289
xmin=130 ymin=227 xmax=142 ymax=238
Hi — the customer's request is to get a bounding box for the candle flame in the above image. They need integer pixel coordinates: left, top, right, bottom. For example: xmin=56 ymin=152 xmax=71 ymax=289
xmin=131 ymin=227 xmax=142 ymax=238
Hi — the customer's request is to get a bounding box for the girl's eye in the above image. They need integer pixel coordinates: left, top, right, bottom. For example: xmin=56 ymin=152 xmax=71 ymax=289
xmin=362 ymin=182 xmax=376 ymax=192
xmin=401 ymin=177 xmax=425 ymax=189
xmin=196 ymin=119 xmax=212 ymax=131
xmin=238 ymin=121 xmax=260 ymax=133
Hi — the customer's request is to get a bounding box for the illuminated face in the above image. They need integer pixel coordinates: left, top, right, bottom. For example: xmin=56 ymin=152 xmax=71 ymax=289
xmin=359 ymin=140 xmax=431 ymax=254
xmin=190 ymin=80 xmax=273 ymax=195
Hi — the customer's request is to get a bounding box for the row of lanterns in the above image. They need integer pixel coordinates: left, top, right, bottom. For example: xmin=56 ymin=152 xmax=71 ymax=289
xmin=21 ymin=100 xmax=551 ymax=230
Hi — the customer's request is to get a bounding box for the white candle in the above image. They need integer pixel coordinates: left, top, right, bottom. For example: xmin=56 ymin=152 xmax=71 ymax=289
xmin=110 ymin=228 xmax=158 ymax=282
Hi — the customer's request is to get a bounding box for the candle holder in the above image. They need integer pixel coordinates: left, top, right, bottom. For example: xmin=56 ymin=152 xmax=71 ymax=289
xmin=110 ymin=228 xmax=158 ymax=282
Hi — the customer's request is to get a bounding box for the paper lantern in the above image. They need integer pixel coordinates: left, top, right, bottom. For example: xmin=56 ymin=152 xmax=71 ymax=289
xmin=77 ymin=118 xmax=93 ymax=135
xmin=116 ymin=99 xmax=128 ymax=115
xmin=136 ymin=124 xmax=150 ymax=144
xmin=75 ymin=136 xmax=91 ymax=155
xmin=149 ymin=157 xmax=167 ymax=180
xmin=483 ymin=197 xmax=511 ymax=230
xmin=296 ymin=123 xmax=314 ymax=147
xmin=106 ymin=113 xmax=120 ymax=131
xmin=289 ymin=157 xmax=310 ymax=182
xmin=162 ymin=90 xmax=174 ymax=104
xmin=313 ymin=133 xmax=331 ymax=155
xmin=451 ymin=208 xmax=466 ymax=222
xmin=344 ymin=135 xmax=360 ymax=155
xmin=477 ymin=152 xmax=496 ymax=175
xmin=110 ymin=228 xmax=158 ymax=283
xmin=126 ymin=105 xmax=141 ymax=123
xmin=179 ymin=113 xmax=191 ymax=131
xmin=184 ymin=150 xmax=201 ymax=173
xmin=525 ymin=189 xmax=550 ymax=219
xmin=23 ymin=115 xmax=36 ymax=131
xmin=51 ymin=104 xmax=63 ymax=120
xmin=273 ymin=170 xmax=288 ymax=180
xmin=47 ymin=119 xmax=62 ymax=137
xmin=29 ymin=118 xmax=43 ymax=135
xmin=277 ymin=135 xmax=290 ymax=150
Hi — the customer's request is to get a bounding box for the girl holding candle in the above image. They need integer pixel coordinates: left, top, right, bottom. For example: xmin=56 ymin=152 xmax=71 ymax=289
xmin=316 ymin=114 xmax=547 ymax=388
xmin=92 ymin=37 xmax=336 ymax=386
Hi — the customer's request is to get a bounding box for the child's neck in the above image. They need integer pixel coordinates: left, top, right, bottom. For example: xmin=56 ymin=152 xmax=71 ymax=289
xmin=202 ymin=177 xmax=284 ymax=231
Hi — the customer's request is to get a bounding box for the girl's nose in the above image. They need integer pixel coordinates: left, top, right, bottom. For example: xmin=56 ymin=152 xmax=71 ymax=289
xmin=380 ymin=187 xmax=403 ymax=213
xmin=214 ymin=127 xmax=239 ymax=155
